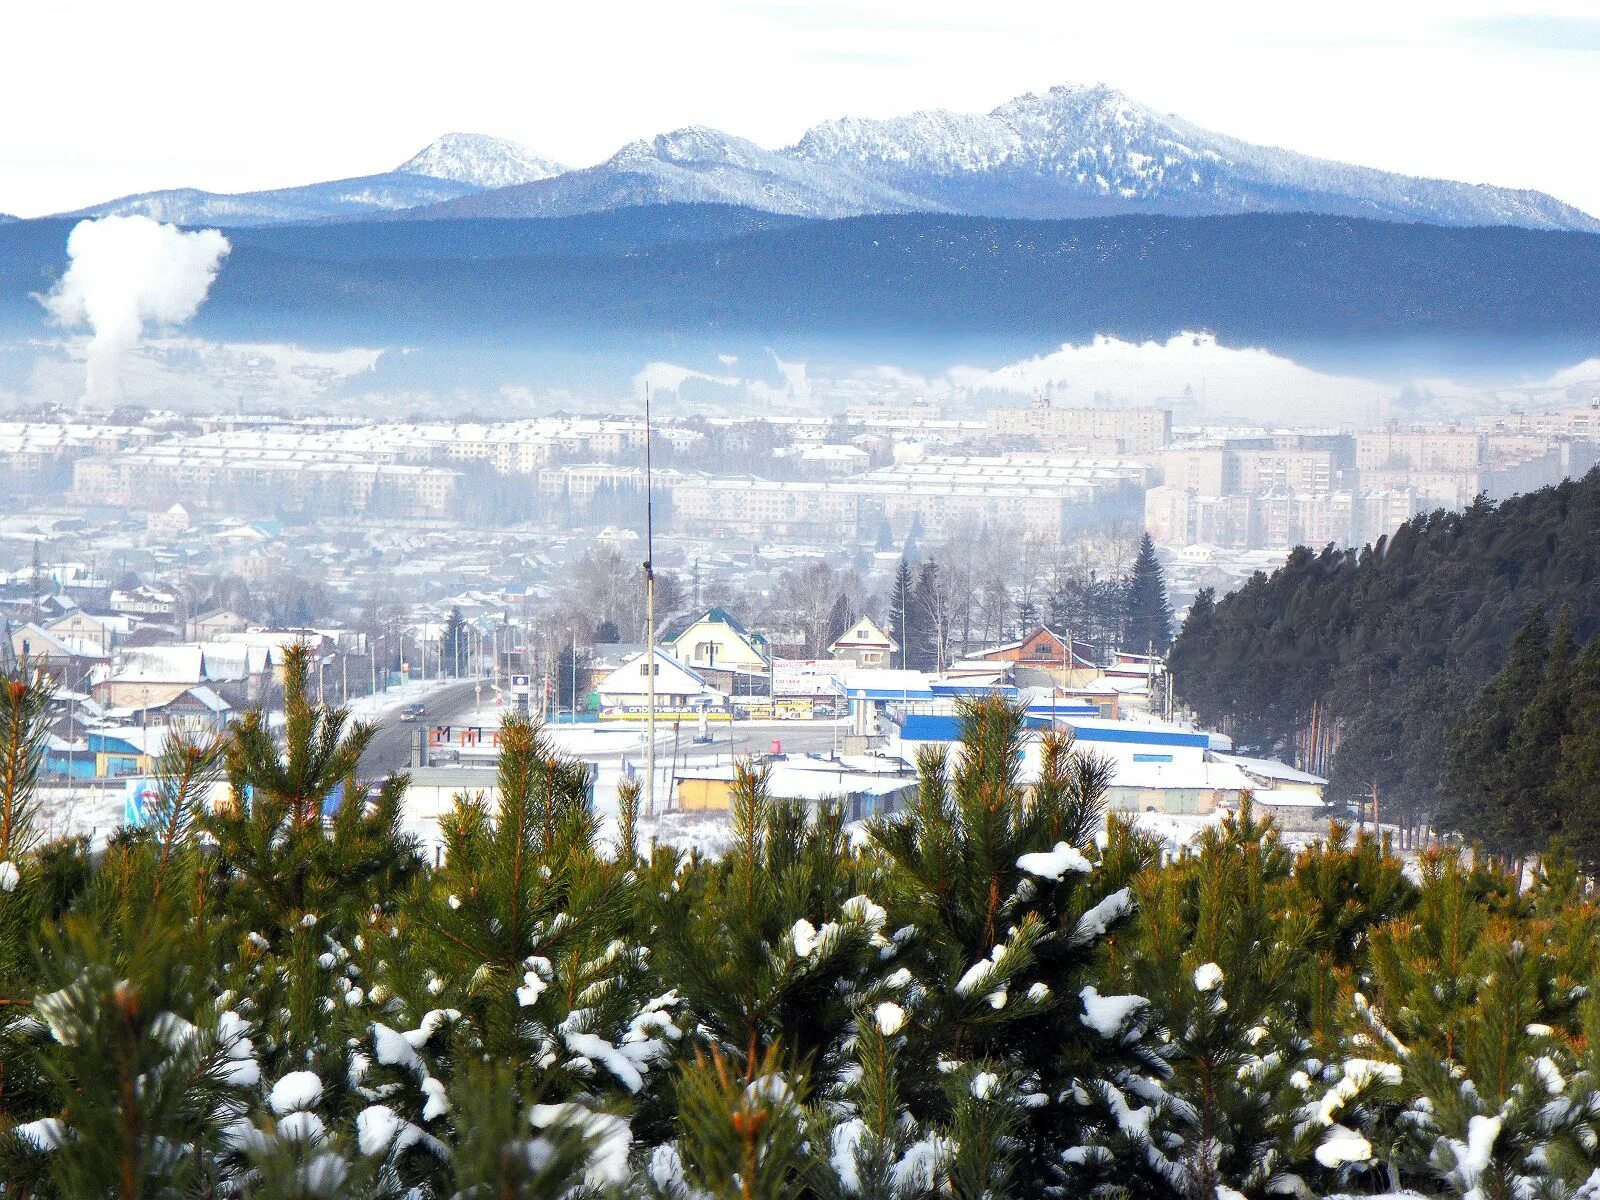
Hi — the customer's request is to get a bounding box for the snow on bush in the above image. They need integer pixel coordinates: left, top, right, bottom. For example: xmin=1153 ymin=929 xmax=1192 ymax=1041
xmin=1079 ymin=986 xmax=1147 ymax=1038
xmin=1016 ymin=842 xmax=1092 ymax=880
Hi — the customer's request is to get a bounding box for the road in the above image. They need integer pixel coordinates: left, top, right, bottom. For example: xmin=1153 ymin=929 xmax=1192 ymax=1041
xmin=359 ymin=681 xmax=482 ymax=776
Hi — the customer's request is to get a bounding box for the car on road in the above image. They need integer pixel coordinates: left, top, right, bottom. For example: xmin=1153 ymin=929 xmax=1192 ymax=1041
xmin=398 ymin=703 xmax=427 ymax=722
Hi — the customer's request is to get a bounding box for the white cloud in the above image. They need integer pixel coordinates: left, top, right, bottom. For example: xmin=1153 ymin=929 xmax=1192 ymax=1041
xmin=945 ymin=332 xmax=1391 ymax=424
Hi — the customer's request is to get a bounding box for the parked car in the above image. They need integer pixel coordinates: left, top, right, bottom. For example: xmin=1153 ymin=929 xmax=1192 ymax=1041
xmin=398 ymin=703 xmax=427 ymax=722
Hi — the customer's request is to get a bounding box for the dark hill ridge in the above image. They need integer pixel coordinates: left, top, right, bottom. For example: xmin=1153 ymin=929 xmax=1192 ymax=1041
xmin=4 ymin=208 xmax=1599 ymax=373
xmin=201 ymin=211 xmax=1600 ymax=347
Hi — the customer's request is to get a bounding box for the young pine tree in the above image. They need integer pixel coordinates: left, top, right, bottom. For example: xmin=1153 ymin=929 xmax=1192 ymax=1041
xmin=870 ymin=698 xmax=1161 ymax=1194
xmin=204 ymin=641 xmax=419 ymax=941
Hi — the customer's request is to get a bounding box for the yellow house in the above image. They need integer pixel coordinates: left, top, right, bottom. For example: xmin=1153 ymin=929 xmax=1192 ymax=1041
xmin=666 ymin=608 xmax=770 ymax=675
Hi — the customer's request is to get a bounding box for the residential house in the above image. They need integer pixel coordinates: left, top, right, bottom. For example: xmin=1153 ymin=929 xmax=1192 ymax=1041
xmin=976 ymin=626 xmax=1099 ymax=687
xmin=665 ymin=608 xmax=770 ymax=681
xmin=187 ymin=608 xmax=251 ymax=641
xmin=44 ymin=608 xmax=125 ymax=656
xmin=595 ymin=649 xmax=725 ymax=715
xmin=109 ymin=585 xmax=178 ymax=617
xmin=828 ymin=615 xmax=897 ymax=669
xmin=109 ymin=685 xmax=233 ymax=733
xmin=9 ymin=622 xmax=106 ymax=689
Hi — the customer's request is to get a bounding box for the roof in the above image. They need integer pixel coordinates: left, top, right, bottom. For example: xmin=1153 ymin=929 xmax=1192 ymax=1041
xmin=1210 ymin=752 xmax=1327 ymax=786
xmin=1106 ymin=760 xmax=1257 ymax=791
xmin=834 ymin=669 xmax=935 ymax=702
xmin=111 ymin=645 xmax=205 ymax=684
xmin=1063 ymin=718 xmax=1211 ymax=750
xmin=666 ymin=607 xmax=769 ymax=650
xmin=11 ymin=623 xmax=86 ymax=660
xmin=596 ymin=648 xmax=721 ymax=699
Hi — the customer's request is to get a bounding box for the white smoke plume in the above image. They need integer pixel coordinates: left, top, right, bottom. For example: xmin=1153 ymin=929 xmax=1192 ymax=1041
xmin=39 ymin=215 xmax=230 ymax=404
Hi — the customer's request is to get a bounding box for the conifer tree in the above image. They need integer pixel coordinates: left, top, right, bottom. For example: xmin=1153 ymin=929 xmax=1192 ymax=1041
xmin=658 ymin=762 xmax=882 ymax=1082
xmin=1505 ymin=606 xmax=1576 ymax=852
xmin=0 ymin=666 xmax=69 ymax=1190
xmin=1123 ymin=533 xmax=1173 ymax=654
xmin=204 ymin=641 xmax=418 ymax=940
xmin=1558 ymin=637 xmax=1600 ymax=871
xmin=411 ymin=713 xmax=654 ymax=1091
xmin=1441 ymin=612 xmax=1551 ymax=854
xmin=870 ymin=698 xmax=1158 ymax=1193
xmin=887 ymin=559 xmax=915 ymax=671
xmin=1086 ymin=802 xmax=1321 ymax=1199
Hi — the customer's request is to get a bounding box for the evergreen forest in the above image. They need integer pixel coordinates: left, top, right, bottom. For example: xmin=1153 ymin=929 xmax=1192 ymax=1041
xmin=1168 ymin=469 xmax=1600 ymax=845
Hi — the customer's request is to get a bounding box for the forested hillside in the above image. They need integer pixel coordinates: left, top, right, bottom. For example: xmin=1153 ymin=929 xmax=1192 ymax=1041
xmin=1168 ymin=469 xmax=1600 ymax=834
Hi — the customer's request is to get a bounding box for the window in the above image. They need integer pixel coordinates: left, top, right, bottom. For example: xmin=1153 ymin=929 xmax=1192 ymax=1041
xmin=1132 ymin=753 xmax=1173 ymax=764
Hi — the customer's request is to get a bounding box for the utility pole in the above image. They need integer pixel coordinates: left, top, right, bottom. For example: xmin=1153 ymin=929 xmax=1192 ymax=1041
xmin=644 ymin=383 xmax=658 ymax=817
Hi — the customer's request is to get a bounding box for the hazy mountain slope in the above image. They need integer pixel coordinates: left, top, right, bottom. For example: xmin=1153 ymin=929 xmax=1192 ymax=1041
xmin=57 ymin=134 xmax=564 ymax=228
xmin=224 ymin=204 xmax=808 ymax=260
xmin=66 ymin=172 xmax=483 ymax=227
xmin=172 ymin=212 xmax=1600 ymax=353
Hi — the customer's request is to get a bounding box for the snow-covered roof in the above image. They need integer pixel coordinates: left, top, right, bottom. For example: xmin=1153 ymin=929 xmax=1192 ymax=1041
xmin=1210 ymin=752 xmax=1327 ymax=787
xmin=112 ymin=646 xmax=205 ymax=684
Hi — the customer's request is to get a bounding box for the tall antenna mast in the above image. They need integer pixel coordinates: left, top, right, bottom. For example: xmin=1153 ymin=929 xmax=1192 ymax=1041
xmin=644 ymin=382 xmax=658 ymax=817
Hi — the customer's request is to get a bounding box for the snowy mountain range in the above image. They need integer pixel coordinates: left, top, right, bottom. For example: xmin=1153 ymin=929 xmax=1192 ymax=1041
xmin=398 ymin=83 xmax=1599 ymax=231
xmin=63 ymin=134 xmax=564 ymax=227
xmin=395 ymin=132 xmax=565 ymax=189
xmin=788 ymin=84 xmax=1595 ymax=228
xmin=43 ymin=83 xmax=1600 ymax=231
xmin=407 ymin=126 xmax=929 ymax=220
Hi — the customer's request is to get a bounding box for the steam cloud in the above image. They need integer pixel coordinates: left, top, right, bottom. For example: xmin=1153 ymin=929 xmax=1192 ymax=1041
xmin=39 ymin=215 xmax=231 ymax=404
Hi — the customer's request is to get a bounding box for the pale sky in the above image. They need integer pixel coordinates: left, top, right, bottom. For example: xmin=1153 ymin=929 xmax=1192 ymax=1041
xmin=4 ymin=0 xmax=1599 ymax=218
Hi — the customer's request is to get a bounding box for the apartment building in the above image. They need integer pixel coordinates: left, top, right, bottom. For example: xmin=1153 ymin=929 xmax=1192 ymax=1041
xmin=1355 ymin=428 xmax=1483 ymax=472
xmin=1147 ymin=486 xmax=1418 ymax=551
xmin=536 ymin=464 xmax=690 ymax=503
xmin=673 ymin=479 xmax=863 ymax=538
xmin=986 ymin=401 xmax=1172 ymax=454
xmin=73 ymin=449 xmax=459 ymax=518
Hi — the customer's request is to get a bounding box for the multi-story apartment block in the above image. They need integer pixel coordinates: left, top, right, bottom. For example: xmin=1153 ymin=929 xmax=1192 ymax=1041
xmin=986 ymin=400 xmax=1172 ymax=454
xmin=1355 ymin=428 xmax=1483 ymax=472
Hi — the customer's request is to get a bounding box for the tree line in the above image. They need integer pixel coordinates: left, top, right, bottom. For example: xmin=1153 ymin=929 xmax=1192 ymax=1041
xmin=885 ymin=532 xmax=1171 ymax=672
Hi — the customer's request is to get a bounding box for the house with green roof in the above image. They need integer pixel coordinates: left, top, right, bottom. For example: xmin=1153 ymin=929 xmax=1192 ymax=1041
xmin=663 ymin=607 xmax=771 ymax=684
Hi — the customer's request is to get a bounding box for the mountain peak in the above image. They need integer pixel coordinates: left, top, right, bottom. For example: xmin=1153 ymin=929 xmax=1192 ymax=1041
xmin=397 ymin=133 xmax=564 ymax=189
xmin=613 ymin=126 xmax=766 ymax=168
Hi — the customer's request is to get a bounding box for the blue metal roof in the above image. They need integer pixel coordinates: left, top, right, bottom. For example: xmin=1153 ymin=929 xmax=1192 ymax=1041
xmin=898 ymin=713 xmax=964 ymax=742
xmin=930 ymin=682 xmax=1019 ymax=698
xmin=1025 ymin=704 xmax=1102 ymax=719
xmin=896 ymin=713 xmax=1210 ymax=750
xmin=1066 ymin=723 xmax=1210 ymax=749
xmin=836 ymin=684 xmax=937 ymax=701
